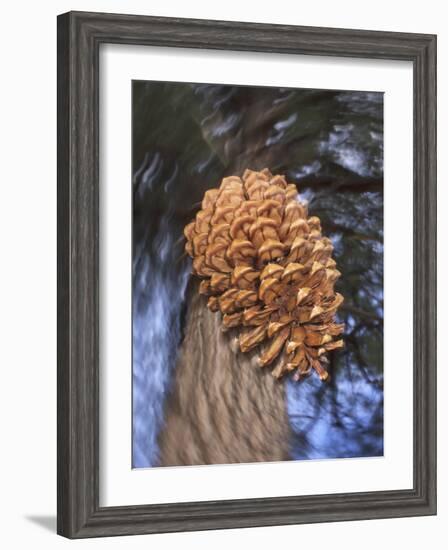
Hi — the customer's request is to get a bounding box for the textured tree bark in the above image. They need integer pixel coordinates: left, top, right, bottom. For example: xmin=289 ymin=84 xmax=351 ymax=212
xmin=158 ymin=280 xmax=292 ymax=466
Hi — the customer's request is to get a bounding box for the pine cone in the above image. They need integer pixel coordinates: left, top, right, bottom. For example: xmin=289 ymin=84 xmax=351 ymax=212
xmin=184 ymin=168 xmax=344 ymax=381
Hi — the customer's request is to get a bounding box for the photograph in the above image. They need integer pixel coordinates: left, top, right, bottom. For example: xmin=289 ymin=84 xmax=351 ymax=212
xmin=0 ymin=1 xmax=440 ymax=545
xmin=132 ymin=81 xmax=384 ymax=468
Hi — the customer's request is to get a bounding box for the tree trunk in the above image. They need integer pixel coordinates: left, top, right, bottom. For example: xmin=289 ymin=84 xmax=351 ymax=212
xmin=158 ymin=280 xmax=291 ymax=466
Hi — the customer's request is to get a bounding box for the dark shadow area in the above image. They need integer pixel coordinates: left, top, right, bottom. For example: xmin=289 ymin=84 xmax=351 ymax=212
xmin=25 ymin=515 xmax=56 ymax=533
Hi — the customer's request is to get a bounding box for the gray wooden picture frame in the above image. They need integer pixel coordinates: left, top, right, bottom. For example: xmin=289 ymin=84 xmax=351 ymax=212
xmin=57 ymin=10 xmax=437 ymax=539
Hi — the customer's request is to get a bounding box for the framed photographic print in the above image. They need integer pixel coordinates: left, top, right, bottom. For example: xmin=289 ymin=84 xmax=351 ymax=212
xmin=57 ymin=11 xmax=437 ymax=538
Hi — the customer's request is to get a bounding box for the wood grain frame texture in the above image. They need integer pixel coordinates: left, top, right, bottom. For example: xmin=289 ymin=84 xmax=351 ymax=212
xmin=57 ymin=10 xmax=437 ymax=539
